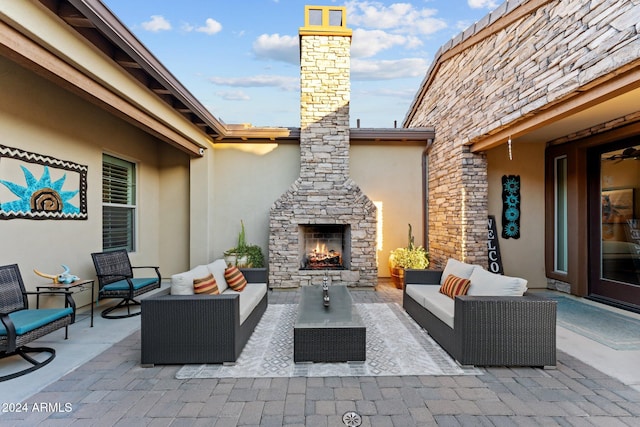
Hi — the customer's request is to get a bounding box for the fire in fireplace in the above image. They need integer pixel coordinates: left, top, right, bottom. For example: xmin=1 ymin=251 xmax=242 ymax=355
xmin=307 ymin=242 xmax=342 ymax=269
xmin=299 ymin=224 xmax=350 ymax=270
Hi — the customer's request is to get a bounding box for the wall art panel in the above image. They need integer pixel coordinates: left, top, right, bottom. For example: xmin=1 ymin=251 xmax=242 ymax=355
xmin=0 ymin=144 xmax=87 ymax=220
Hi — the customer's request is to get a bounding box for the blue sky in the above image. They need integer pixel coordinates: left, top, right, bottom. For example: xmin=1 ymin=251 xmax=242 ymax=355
xmin=101 ymin=0 xmax=500 ymax=128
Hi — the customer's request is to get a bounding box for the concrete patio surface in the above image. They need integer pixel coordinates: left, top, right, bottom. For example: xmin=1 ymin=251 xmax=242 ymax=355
xmin=1 ymin=280 xmax=639 ymax=426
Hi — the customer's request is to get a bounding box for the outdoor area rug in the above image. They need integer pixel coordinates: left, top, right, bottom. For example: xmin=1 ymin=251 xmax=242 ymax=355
xmin=176 ymin=303 xmax=481 ymax=379
xmin=548 ymin=295 xmax=640 ymax=350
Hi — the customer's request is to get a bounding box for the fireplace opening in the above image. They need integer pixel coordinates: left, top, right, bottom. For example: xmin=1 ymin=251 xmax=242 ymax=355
xmin=299 ymin=224 xmax=350 ymax=270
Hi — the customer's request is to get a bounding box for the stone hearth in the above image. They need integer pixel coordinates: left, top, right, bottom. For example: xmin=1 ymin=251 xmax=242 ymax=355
xmin=268 ymin=7 xmax=377 ymax=288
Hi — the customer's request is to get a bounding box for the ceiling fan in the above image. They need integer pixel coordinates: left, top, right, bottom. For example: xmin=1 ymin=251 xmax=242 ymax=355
xmin=604 ymin=147 xmax=640 ymax=163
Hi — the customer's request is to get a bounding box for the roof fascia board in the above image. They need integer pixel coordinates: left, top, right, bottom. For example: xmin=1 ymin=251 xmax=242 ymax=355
xmin=0 ymin=19 xmax=204 ymax=156
xmin=350 ymin=128 xmax=435 ymax=142
xmin=213 ymin=127 xmax=436 ymax=145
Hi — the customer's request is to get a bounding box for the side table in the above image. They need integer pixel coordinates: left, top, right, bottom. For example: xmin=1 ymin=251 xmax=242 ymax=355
xmin=37 ymin=279 xmax=95 ymax=327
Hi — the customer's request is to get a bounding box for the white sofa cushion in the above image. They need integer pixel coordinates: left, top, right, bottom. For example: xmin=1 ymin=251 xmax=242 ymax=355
xmin=440 ymin=258 xmax=477 ymax=285
xmin=223 ymin=283 xmax=267 ymax=324
xmin=406 ymin=284 xmax=455 ymax=329
xmin=207 ymin=259 xmax=229 ymax=293
xmin=467 ymin=267 xmax=528 ymax=296
xmin=170 ymin=264 xmax=210 ymax=295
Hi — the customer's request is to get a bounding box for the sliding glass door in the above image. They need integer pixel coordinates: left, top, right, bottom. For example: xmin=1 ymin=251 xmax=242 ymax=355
xmin=588 ymin=140 xmax=640 ymax=309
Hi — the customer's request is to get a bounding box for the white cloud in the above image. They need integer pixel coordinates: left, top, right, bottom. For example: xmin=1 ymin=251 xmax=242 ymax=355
xmin=455 ymin=20 xmax=473 ymax=32
xmin=215 ymin=90 xmax=250 ymax=101
xmin=468 ymin=0 xmax=500 ymax=9
xmin=141 ymin=15 xmax=171 ymax=32
xmin=197 ymin=18 xmax=223 ymax=35
xmin=374 ymin=87 xmax=419 ymax=97
xmin=351 ymin=28 xmax=421 ymax=58
xmin=346 ymin=1 xmax=447 ymax=35
xmin=351 ymin=57 xmax=428 ymax=80
xmin=210 ymin=75 xmax=299 ymax=92
xmin=252 ymin=34 xmax=299 ymax=64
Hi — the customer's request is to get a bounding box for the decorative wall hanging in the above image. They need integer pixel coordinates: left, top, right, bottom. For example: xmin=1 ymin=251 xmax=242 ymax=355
xmin=501 ymin=175 xmax=520 ymax=239
xmin=0 ymin=144 xmax=87 ymax=220
xmin=487 ymin=215 xmax=504 ymax=274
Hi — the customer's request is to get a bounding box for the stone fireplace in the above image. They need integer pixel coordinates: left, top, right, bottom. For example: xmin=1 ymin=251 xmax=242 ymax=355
xmin=268 ymin=6 xmax=377 ymax=287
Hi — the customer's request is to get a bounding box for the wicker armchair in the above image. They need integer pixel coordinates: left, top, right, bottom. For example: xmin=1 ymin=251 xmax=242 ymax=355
xmin=0 ymin=264 xmax=75 ymax=381
xmin=91 ymin=249 xmax=161 ymax=319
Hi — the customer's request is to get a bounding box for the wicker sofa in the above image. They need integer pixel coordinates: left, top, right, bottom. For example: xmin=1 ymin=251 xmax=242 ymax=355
xmin=403 ymin=259 xmax=557 ymax=367
xmin=141 ymin=259 xmax=267 ymax=365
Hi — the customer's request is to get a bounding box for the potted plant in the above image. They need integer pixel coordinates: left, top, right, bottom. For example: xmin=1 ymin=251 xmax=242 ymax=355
xmin=224 ymin=220 xmax=265 ymax=268
xmin=388 ymin=224 xmax=429 ymax=289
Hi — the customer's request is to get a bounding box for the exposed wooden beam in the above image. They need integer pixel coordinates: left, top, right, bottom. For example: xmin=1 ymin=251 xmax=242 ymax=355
xmin=113 ymin=50 xmax=141 ymax=69
xmin=58 ymin=1 xmax=93 ymax=28
xmin=149 ymin=80 xmax=171 ymax=95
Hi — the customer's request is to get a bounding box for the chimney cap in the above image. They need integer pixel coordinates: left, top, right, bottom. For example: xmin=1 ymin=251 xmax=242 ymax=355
xmin=299 ymin=5 xmax=352 ymax=37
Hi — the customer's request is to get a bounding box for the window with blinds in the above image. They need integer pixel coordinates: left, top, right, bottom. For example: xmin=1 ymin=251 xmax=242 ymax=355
xmin=102 ymin=154 xmax=136 ymax=251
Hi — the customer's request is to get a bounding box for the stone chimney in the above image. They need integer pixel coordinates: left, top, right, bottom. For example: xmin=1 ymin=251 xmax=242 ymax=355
xmin=299 ymin=6 xmax=352 ymax=185
xmin=268 ymin=5 xmax=377 ymax=288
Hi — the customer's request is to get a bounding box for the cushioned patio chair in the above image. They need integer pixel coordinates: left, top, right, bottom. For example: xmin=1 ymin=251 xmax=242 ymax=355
xmin=0 ymin=264 xmax=75 ymax=382
xmin=91 ymin=249 xmax=161 ymax=319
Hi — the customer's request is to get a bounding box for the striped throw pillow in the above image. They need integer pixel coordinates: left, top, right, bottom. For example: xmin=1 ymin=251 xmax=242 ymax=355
xmin=193 ymin=273 xmax=219 ymax=295
xmin=224 ymin=266 xmax=247 ymax=292
xmin=439 ymin=274 xmax=471 ymax=299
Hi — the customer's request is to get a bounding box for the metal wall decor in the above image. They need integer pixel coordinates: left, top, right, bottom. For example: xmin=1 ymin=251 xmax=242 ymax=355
xmin=0 ymin=144 xmax=87 ymax=220
xmin=501 ymin=175 xmax=520 ymax=239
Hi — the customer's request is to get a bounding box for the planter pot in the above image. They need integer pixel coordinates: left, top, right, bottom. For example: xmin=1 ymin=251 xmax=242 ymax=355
xmin=390 ymin=266 xmax=405 ymax=289
xmin=224 ymin=254 xmax=249 ymax=268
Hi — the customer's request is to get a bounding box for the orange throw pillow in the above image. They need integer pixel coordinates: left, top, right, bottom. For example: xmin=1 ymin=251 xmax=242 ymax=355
xmin=193 ymin=273 xmax=219 ymax=295
xmin=224 ymin=266 xmax=247 ymax=292
xmin=439 ymin=274 xmax=471 ymax=299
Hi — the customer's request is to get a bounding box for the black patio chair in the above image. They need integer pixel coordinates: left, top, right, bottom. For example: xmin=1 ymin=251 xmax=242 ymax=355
xmin=0 ymin=264 xmax=75 ymax=382
xmin=91 ymin=249 xmax=161 ymax=319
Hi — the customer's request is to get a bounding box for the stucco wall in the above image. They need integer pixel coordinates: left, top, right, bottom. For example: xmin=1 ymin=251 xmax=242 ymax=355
xmin=351 ymin=144 xmax=425 ymax=276
xmin=158 ymin=145 xmax=191 ymax=276
xmin=406 ymin=0 xmax=640 ymax=270
xmin=0 ymin=57 xmax=190 ymax=307
xmin=211 ymin=143 xmax=300 ymax=262
xmin=209 ymin=142 xmax=426 ymax=277
xmin=487 ymin=142 xmax=547 ymax=288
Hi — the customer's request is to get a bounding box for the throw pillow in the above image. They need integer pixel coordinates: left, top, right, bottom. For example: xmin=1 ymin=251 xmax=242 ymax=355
xmin=467 ymin=267 xmax=528 ymax=296
xmin=440 ymin=258 xmax=477 ymax=285
xmin=207 ymin=259 xmax=229 ymax=293
xmin=224 ymin=266 xmax=247 ymax=292
xmin=170 ymin=272 xmax=195 ymax=295
xmin=439 ymin=274 xmax=471 ymax=299
xmin=193 ymin=273 xmax=219 ymax=295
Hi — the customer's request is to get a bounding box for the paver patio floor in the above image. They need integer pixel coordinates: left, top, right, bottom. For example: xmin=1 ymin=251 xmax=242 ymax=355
xmin=1 ymin=281 xmax=639 ymax=426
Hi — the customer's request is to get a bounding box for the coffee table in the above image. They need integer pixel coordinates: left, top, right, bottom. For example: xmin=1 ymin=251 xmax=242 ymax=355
xmin=294 ymin=285 xmax=366 ymax=363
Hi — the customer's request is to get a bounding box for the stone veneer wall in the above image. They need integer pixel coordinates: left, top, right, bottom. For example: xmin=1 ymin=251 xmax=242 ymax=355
xmin=405 ymin=0 xmax=640 ymax=268
xmin=269 ymin=34 xmax=378 ymax=288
